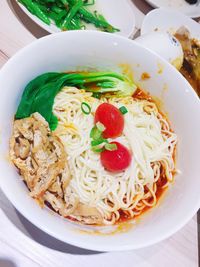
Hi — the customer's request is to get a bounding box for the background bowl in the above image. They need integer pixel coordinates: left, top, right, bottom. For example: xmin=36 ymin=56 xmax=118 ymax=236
xmin=0 ymin=31 xmax=199 ymax=251
xmin=141 ymin=8 xmax=200 ymax=39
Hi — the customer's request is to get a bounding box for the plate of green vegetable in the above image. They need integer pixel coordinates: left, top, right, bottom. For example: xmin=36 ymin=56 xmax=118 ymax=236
xmin=16 ymin=0 xmax=136 ymax=37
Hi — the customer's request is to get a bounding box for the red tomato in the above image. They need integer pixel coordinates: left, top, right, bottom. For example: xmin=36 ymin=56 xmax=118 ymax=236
xmin=94 ymin=103 xmax=124 ymax=138
xmin=100 ymin=142 xmax=132 ymax=172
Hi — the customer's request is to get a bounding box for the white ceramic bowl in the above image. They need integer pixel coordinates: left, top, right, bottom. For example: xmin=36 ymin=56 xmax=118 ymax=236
xmin=141 ymin=8 xmax=200 ymax=39
xmin=144 ymin=0 xmax=200 ymax=18
xmin=135 ymin=32 xmax=183 ymax=70
xmin=0 ymin=31 xmax=200 ymax=252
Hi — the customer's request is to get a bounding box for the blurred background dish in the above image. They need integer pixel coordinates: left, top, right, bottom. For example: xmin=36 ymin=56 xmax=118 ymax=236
xmin=16 ymin=0 xmax=136 ymax=37
xmin=135 ymin=32 xmax=184 ymax=70
xmin=141 ymin=8 xmax=200 ymax=38
xmin=141 ymin=8 xmax=200 ymax=96
xmin=144 ymin=0 xmax=200 ymax=18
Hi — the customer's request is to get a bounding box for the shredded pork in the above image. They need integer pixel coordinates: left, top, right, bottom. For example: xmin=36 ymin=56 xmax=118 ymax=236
xmin=10 ymin=112 xmax=103 ymax=225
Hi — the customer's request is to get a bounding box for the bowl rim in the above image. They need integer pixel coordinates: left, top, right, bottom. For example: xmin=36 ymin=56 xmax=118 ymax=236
xmin=0 ymin=30 xmax=200 ymax=252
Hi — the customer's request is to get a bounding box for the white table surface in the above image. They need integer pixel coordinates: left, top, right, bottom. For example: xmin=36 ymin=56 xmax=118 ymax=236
xmin=0 ymin=1 xmax=199 ymax=266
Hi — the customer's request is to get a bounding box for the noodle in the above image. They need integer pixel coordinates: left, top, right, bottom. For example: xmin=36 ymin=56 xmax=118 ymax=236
xmin=52 ymin=87 xmax=177 ymax=225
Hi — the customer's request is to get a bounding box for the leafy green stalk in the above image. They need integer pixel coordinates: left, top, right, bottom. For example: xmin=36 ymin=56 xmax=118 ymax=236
xmin=61 ymin=0 xmax=83 ymax=30
xmin=15 ymin=72 xmax=137 ymax=130
xmin=83 ymin=0 xmax=95 ymax=6
xmin=78 ymin=7 xmax=119 ymax=32
xmin=19 ymin=0 xmax=50 ymax=25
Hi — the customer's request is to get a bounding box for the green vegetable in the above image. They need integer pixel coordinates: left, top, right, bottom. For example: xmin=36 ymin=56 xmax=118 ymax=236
xmin=90 ymin=135 xmax=117 ymax=153
xmin=19 ymin=0 xmax=50 ymax=25
xmin=90 ymin=124 xmax=117 ymax=153
xmin=91 ymin=139 xmax=107 ymax=147
xmin=91 ymin=138 xmax=108 ymax=153
xmin=60 ymin=0 xmax=69 ymax=7
xmin=81 ymin=102 xmax=91 ymax=115
xmin=105 ymin=143 xmax=117 ymax=151
xmin=77 ymin=6 xmax=119 ymax=32
xmin=16 ymin=72 xmax=62 ymax=120
xmin=92 ymin=92 xmax=101 ymax=99
xmin=96 ymin=121 xmax=105 ymax=132
xmin=90 ymin=126 xmax=102 ymax=140
xmin=91 ymin=147 xmax=104 ymax=153
xmin=61 ymin=0 xmax=83 ymax=30
xmin=83 ymin=0 xmax=95 ymax=6
xmin=18 ymin=0 xmax=119 ymax=33
xmin=51 ymin=6 xmax=63 ymax=14
xmin=90 ymin=123 xmax=105 ymax=153
xmin=16 ymin=71 xmax=136 ymax=131
xmin=119 ymin=106 xmax=128 ymax=115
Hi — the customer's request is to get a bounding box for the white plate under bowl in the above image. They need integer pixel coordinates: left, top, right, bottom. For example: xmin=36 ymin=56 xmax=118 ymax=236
xmin=16 ymin=0 xmax=136 ymax=37
xmin=145 ymin=0 xmax=200 ymax=18
xmin=141 ymin=8 xmax=200 ymax=39
xmin=0 ymin=31 xmax=200 ymax=252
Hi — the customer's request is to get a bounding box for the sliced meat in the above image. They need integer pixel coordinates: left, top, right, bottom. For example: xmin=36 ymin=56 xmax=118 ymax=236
xmin=30 ymin=163 xmax=60 ymax=198
xmin=63 ymin=187 xmax=79 ymax=216
xmin=44 ymin=191 xmax=65 ymax=213
xmin=10 ymin=112 xmax=71 ymax=204
xmin=44 ymin=188 xmax=79 ymax=218
xmin=14 ymin=138 xmax=30 ymax=159
xmin=49 ymin=176 xmax=64 ymax=198
xmin=72 ymin=203 xmax=103 ymax=225
xmin=10 ymin=112 xmax=102 ymax=223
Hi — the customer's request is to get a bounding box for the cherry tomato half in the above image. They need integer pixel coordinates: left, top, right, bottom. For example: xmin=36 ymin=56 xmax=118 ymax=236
xmin=94 ymin=103 xmax=124 ymax=139
xmin=100 ymin=142 xmax=132 ymax=172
